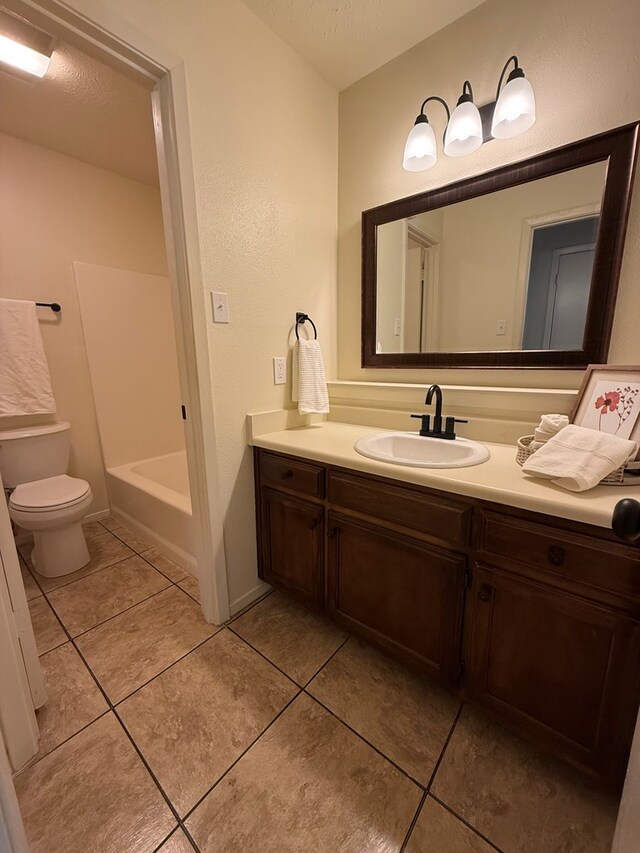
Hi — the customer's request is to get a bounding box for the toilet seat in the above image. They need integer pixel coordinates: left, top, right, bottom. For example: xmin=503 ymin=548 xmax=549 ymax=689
xmin=10 ymin=475 xmax=91 ymax=512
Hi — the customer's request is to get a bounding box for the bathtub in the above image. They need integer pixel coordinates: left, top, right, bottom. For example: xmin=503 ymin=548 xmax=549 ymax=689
xmin=106 ymin=450 xmax=196 ymax=571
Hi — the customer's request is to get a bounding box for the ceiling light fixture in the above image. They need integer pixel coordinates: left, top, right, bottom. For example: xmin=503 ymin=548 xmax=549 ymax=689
xmin=403 ymin=56 xmax=536 ymax=172
xmin=0 ymin=11 xmax=55 ymax=79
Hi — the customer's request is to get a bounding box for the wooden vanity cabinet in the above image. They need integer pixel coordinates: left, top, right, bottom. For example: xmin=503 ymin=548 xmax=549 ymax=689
xmin=254 ymin=447 xmax=640 ymax=785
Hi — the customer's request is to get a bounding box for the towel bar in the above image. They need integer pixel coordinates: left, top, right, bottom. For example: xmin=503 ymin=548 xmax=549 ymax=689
xmin=36 ymin=302 xmax=61 ymax=312
xmin=295 ymin=312 xmax=317 ymax=340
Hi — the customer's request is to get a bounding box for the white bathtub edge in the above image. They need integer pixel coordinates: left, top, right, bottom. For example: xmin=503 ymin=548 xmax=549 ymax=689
xmin=110 ymin=507 xmax=197 ymax=576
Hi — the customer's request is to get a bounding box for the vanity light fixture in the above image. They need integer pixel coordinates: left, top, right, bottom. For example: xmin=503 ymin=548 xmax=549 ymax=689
xmin=0 ymin=11 xmax=55 ymax=79
xmin=403 ymin=55 xmax=536 ymax=171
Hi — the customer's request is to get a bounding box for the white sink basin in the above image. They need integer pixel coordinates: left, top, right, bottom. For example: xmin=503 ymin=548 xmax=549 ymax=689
xmin=354 ymin=431 xmax=490 ymax=469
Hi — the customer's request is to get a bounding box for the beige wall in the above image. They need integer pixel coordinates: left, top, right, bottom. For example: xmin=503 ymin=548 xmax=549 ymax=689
xmin=74 ymin=263 xmax=184 ymax=468
xmin=64 ymin=0 xmax=339 ymax=611
xmin=338 ymin=0 xmax=640 ymax=389
xmin=0 ymin=131 xmax=168 ymax=511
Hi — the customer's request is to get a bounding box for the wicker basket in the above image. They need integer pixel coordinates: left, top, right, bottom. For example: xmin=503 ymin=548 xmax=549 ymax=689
xmin=515 ymin=434 xmax=640 ymax=486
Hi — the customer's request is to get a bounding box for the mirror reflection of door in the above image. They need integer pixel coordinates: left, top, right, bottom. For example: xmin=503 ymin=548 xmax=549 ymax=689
xmin=522 ymin=216 xmax=599 ymax=350
xmin=404 ymin=223 xmax=439 ymax=353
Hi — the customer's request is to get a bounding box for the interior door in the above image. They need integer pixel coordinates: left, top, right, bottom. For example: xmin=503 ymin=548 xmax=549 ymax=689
xmin=545 ymin=244 xmax=595 ymax=349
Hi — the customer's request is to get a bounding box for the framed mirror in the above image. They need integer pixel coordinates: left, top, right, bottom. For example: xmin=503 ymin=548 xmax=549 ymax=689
xmin=362 ymin=123 xmax=639 ymax=369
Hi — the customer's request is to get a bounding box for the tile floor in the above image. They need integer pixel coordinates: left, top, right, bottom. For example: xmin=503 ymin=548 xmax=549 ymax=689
xmin=15 ymin=517 xmax=620 ymax=852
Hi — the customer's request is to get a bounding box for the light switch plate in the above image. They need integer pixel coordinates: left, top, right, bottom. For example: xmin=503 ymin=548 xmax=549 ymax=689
xmin=394 ymin=317 xmax=401 ymax=336
xmin=496 ymin=319 xmax=507 ymax=336
xmin=211 ymin=291 xmax=230 ymax=323
xmin=273 ymin=357 xmax=287 ymax=385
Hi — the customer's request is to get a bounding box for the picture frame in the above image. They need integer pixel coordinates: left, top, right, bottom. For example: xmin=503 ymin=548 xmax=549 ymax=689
xmin=571 ymin=365 xmax=640 ymax=451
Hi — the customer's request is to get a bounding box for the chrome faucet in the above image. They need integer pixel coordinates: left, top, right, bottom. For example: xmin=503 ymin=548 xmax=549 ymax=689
xmin=411 ymin=384 xmax=468 ymax=440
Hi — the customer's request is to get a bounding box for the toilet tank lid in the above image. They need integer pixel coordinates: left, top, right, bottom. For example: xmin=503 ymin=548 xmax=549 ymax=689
xmin=0 ymin=421 xmax=70 ymax=441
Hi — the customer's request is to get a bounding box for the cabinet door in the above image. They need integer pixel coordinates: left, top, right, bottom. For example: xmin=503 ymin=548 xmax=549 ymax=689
xmin=259 ymin=487 xmax=324 ymax=607
xmin=327 ymin=514 xmax=467 ymax=685
xmin=469 ymin=563 xmax=640 ymax=783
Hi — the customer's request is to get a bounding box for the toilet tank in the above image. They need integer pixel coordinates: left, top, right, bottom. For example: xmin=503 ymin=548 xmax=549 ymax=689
xmin=0 ymin=422 xmax=71 ymax=488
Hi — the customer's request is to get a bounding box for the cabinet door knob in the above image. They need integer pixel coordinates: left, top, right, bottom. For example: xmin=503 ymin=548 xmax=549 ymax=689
xmin=478 ymin=584 xmax=492 ymax=602
xmin=281 ymin=469 xmax=294 ymax=479
xmin=548 ymin=545 xmax=565 ymax=566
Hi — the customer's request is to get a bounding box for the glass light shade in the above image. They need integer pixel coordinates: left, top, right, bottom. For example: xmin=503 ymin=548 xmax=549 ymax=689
xmin=0 ymin=34 xmax=51 ymax=77
xmin=403 ymin=120 xmax=437 ymax=171
xmin=444 ymin=100 xmax=483 ymax=157
xmin=491 ymin=76 xmax=536 ymax=139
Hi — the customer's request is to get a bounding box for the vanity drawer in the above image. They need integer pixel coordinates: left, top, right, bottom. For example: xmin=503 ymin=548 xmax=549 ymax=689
xmin=328 ymin=470 xmax=471 ymax=545
xmin=478 ymin=511 xmax=640 ymax=601
xmin=258 ymin=451 xmax=325 ymax=498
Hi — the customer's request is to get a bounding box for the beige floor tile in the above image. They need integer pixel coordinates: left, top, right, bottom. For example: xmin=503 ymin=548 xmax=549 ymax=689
xmin=140 ymin=548 xmax=189 ymax=583
xmin=111 ymin=525 xmax=152 ymax=553
xmin=82 ymin=519 xmax=108 ymax=539
xmin=232 ymin=591 xmax=348 ymax=684
xmin=404 ymin=797 xmax=496 ymax=853
xmin=308 ymin=637 xmax=460 ymax=784
xmin=120 ymin=629 xmax=297 ymax=814
xmin=47 ymin=555 xmax=171 ymax=636
xmin=98 ymin=513 xmax=121 ymax=531
xmin=15 ymin=713 xmax=174 ymax=853
xmin=35 ymin=643 xmax=108 ymax=758
xmin=29 ymin=597 xmax=66 ymax=655
xmin=157 ymin=828 xmax=196 ymax=852
xmin=432 ymin=706 xmax=619 ymax=853
xmin=34 ymin=530 xmax=135 ymax=592
xmin=19 ymin=555 xmax=42 ymax=600
xmin=187 ymin=693 xmax=421 ymax=852
xmin=177 ymin=573 xmax=200 ymax=603
xmin=76 ymin=586 xmax=218 ymax=702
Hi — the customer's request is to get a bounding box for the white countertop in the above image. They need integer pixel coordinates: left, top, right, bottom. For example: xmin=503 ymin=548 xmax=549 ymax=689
xmin=253 ymin=421 xmax=640 ymax=530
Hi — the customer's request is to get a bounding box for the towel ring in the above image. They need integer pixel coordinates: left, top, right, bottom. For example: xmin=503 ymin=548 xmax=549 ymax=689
xmin=295 ymin=312 xmax=317 ymax=340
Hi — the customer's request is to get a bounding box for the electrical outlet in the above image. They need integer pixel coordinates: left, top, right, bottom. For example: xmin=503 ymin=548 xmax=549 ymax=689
xmin=273 ymin=356 xmax=287 ymax=385
xmin=394 ymin=317 xmax=401 ymax=336
xmin=496 ymin=319 xmax=507 ymax=336
xmin=211 ymin=291 xmax=230 ymax=323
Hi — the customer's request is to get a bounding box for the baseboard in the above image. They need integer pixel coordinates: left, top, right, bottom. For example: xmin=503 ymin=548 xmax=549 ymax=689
xmin=84 ymin=508 xmax=110 ymax=523
xmin=229 ymin=581 xmax=271 ymax=617
xmin=110 ymin=508 xmax=197 ymax=576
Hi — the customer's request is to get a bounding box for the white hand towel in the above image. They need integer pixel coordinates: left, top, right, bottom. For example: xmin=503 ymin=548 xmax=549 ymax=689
xmin=291 ymin=339 xmax=329 ymax=415
xmin=533 ymin=413 xmax=570 ymax=444
xmin=0 ymin=299 xmax=56 ymax=416
xmin=522 ymin=424 xmax=637 ymax=492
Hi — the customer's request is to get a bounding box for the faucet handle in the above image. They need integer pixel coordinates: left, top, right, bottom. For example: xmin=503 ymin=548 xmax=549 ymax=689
xmin=444 ymin=417 xmax=468 ymax=438
xmin=411 ymin=413 xmax=431 ymax=435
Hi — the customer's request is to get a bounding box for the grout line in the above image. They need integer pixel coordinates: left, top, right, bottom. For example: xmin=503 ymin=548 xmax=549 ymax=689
xmin=429 ymin=794 xmax=505 ymax=853
xmin=29 ymin=550 xmax=138 ymax=594
xmin=64 ymin=582 xmax=175 ymax=642
xmin=399 ymin=701 xmax=464 ymax=853
xmin=302 ymin=634 xmax=351 ymax=688
xmin=302 ymin=690 xmax=426 ymax=791
xmin=137 ymin=549 xmax=190 ymax=584
xmin=16 ymin=709 xmax=112 ymax=773
xmin=180 ymin=689 xmax=303 ymax=824
xmin=225 ymin=587 xmax=275 ymax=625
xmin=226 ymin=625 xmax=304 ymax=687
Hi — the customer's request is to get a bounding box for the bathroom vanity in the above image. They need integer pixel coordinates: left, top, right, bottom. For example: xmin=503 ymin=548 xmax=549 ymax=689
xmin=252 ymin=423 xmax=640 ymax=788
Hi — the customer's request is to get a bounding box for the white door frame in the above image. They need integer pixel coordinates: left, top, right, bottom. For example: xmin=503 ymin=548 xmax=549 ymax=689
xmin=7 ymin=0 xmax=230 ymax=629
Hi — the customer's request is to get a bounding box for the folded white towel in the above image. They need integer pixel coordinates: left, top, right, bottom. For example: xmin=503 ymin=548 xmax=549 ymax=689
xmin=292 ymin=339 xmax=329 ymax=415
xmin=533 ymin=413 xmax=570 ymax=444
xmin=0 ymin=299 xmax=56 ymax=416
xmin=522 ymin=424 xmax=637 ymax=492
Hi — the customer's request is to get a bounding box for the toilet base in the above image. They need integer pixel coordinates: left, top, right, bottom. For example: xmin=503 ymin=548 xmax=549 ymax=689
xmin=32 ymin=522 xmax=91 ymax=578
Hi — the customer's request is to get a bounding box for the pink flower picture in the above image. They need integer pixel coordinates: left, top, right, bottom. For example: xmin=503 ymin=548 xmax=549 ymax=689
xmin=590 ymin=383 xmax=640 ymax=436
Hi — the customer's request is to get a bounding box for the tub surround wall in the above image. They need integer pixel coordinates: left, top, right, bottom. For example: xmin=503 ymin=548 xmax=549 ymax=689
xmin=338 ymin=0 xmax=640 ymax=388
xmin=74 ymin=262 xmax=184 ymax=468
xmin=0 ymin=132 xmax=168 ymax=513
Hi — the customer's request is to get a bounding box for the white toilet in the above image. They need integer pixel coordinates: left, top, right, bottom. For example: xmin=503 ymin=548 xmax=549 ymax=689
xmin=0 ymin=422 xmax=93 ymax=577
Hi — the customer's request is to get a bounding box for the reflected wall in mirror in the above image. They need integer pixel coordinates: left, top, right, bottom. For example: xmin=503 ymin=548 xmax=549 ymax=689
xmin=363 ymin=124 xmax=639 ymax=369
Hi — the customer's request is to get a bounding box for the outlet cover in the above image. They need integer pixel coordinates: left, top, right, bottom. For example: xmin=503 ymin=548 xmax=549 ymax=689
xmin=273 ymin=356 xmax=287 ymax=385
xmin=496 ymin=319 xmax=507 ymax=336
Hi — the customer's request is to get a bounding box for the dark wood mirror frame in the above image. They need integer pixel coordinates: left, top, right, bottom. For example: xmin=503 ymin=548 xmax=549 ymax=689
xmin=362 ymin=123 xmax=639 ymax=369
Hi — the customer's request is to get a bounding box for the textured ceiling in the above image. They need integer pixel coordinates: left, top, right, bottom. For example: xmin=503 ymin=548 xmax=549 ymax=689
xmin=241 ymin=0 xmax=488 ymax=90
xmin=0 ymin=40 xmax=158 ymax=186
